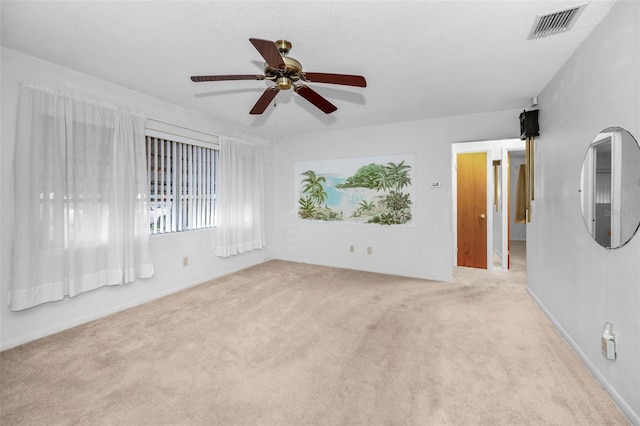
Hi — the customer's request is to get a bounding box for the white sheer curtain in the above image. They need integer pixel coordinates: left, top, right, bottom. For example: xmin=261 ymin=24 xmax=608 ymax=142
xmin=8 ymin=84 xmax=154 ymax=311
xmin=215 ymin=137 xmax=266 ymax=257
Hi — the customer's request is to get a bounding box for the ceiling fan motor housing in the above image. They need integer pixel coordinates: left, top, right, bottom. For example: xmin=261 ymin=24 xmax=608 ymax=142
xmin=265 ymin=56 xmax=302 ymax=90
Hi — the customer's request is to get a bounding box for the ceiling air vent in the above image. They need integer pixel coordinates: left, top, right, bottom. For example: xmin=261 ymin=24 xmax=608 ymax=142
xmin=528 ymin=2 xmax=587 ymax=39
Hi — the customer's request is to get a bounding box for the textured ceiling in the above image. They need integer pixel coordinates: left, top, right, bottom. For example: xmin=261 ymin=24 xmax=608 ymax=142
xmin=1 ymin=1 xmax=616 ymax=137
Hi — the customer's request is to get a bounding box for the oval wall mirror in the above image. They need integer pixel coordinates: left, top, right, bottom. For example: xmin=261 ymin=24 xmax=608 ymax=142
xmin=580 ymin=127 xmax=640 ymax=248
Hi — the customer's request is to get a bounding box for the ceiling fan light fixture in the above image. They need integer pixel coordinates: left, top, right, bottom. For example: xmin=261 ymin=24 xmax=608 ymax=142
xmin=276 ymin=76 xmax=292 ymax=90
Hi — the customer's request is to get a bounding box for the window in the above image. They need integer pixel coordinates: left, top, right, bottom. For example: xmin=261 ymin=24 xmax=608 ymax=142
xmin=146 ymin=133 xmax=218 ymax=234
xmin=11 ymin=84 xmax=154 ymax=311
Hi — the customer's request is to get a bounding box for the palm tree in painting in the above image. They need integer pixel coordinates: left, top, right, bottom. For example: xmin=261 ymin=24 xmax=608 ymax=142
xmin=300 ymin=170 xmax=328 ymax=206
xmin=385 ymin=161 xmax=412 ymax=191
xmin=373 ymin=167 xmax=393 ymax=192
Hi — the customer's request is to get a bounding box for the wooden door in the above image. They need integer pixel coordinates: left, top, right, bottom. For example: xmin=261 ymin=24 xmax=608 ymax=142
xmin=457 ymin=152 xmax=487 ymax=269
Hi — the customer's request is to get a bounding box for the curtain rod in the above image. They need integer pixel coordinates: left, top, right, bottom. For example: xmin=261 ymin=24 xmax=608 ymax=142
xmin=146 ymin=116 xmax=220 ymax=139
xmin=19 ymin=81 xmax=144 ymax=117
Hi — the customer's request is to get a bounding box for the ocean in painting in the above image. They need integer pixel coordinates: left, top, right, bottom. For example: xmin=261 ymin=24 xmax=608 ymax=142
xmin=320 ymin=174 xmax=384 ymax=218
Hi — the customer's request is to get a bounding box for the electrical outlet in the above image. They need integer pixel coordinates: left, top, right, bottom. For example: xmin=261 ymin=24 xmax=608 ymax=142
xmin=602 ymin=323 xmax=616 ymax=360
xmin=602 ymin=337 xmax=616 ymax=360
xmin=182 ymin=257 xmax=189 ymax=267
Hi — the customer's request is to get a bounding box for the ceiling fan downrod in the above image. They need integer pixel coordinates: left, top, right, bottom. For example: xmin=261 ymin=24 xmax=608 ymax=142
xmin=275 ymin=39 xmax=292 ymax=56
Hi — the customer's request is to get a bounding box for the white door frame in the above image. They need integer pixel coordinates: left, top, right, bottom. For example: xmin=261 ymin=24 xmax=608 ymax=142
xmin=452 ymin=139 xmax=525 ymax=270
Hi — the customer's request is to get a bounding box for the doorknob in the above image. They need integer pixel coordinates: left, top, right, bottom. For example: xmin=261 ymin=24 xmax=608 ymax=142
xmin=480 ymin=213 xmax=486 ymax=219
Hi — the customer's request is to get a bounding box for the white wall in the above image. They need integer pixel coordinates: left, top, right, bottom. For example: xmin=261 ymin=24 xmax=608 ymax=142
xmin=0 ymin=48 xmax=272 ymax=349
xmin=271 ymin=110 xmax=521 ymax=281
xmin=528 ymin=1 xmax=640 ymax=423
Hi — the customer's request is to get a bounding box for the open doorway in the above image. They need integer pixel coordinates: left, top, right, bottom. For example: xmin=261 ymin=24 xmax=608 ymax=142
xmin=492 ymin=149 xmax=527 ymax=270
xmin=507 ymin=151 xmax=527 ymax=270
xmin=452 ymin=139 xmax=525 ymax=271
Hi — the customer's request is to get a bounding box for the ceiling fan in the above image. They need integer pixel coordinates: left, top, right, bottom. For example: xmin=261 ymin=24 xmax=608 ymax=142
xmin=190 ymin=38 xmax=367 ymax=115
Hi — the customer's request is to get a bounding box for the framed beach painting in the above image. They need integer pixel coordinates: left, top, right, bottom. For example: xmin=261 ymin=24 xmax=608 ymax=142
xmin=295 ymin=154 xmax=415 ymax=226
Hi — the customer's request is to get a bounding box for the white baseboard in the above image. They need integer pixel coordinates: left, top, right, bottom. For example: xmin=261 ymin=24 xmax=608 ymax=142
xmin=276 ymin=255 xmax=452 ymax=283
xmin=526 ymin=286 xmax=638 ymax=425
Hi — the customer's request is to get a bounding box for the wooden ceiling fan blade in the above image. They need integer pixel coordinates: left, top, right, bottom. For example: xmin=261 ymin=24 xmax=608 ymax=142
xmin=249 ymin=38 xmax=285 ymax=69
xmin=294 ymin=85 xmax=337 ymax=114
xmin=303 ymin=72 xmax=367 ymax=87
xmin=250 ymin=87 xmax=280 ymax=115
xmin=191 ymin=75 xmax=265 ymax=82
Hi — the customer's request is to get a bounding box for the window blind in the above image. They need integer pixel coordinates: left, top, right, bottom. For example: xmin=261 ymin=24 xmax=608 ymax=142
xmin=146 ymin=135 xmax=217 ymax=234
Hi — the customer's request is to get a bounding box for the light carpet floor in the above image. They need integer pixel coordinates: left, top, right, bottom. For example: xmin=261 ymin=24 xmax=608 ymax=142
xmin=0 ymin=246 xmax=628 ymax=425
